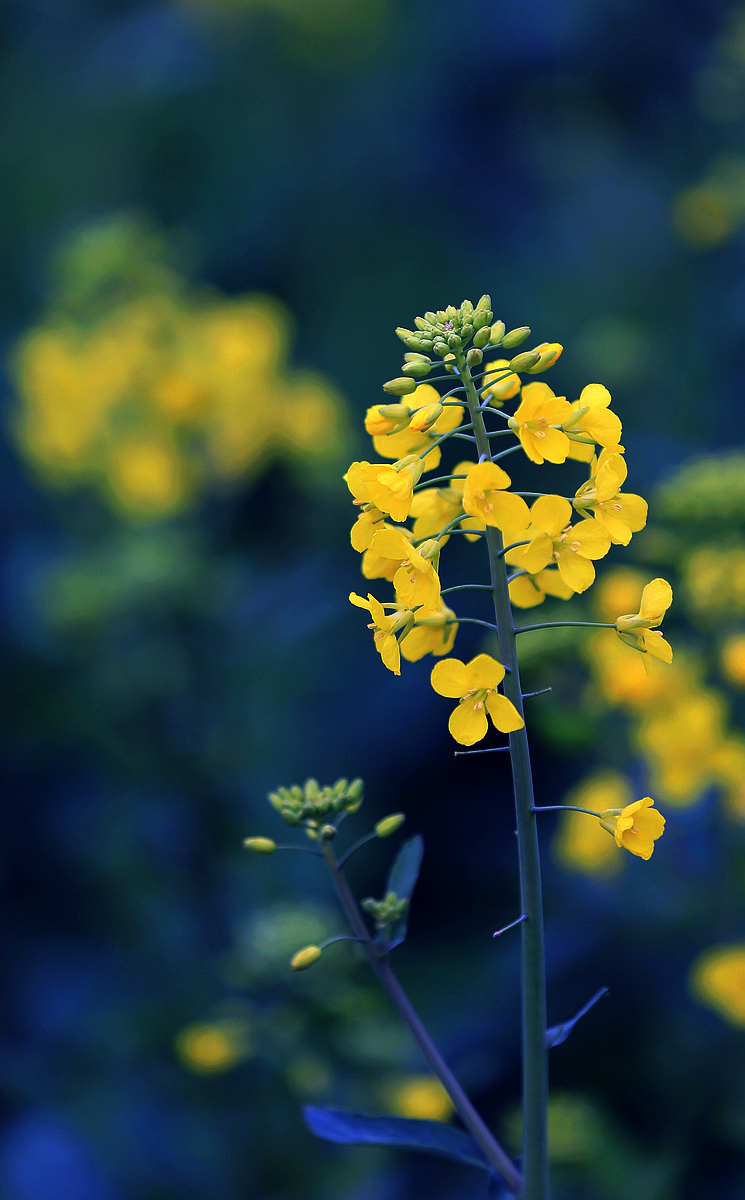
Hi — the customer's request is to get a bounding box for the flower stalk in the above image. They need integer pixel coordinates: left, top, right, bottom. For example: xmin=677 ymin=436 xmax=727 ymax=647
xmin=320 ymin=841 xmax=522 ymax=1194
xmin=457 ymin=350 xmax=551 ymax=1200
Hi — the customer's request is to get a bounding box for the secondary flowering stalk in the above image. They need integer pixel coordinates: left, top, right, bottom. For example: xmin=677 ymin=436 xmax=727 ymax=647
xmin=320 ymin=840 xmax=522 ymax=1192
xmin=456 ymin=349 xmax=551 ymax=1200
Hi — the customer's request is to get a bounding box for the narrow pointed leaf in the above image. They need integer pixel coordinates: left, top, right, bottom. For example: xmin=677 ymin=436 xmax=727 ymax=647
xmin=303 ymin=1106 xmax=492 ymax=1172
xmin=379 ymin=834 xmax=423 ymax=950
xmin=546 ymin=987 xmax=608 ymax=1048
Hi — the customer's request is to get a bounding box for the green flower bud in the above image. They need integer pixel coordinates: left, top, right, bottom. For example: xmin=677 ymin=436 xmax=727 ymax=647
xmin=460 ymin=299 xmax=473 ymax=315
xmin=404 ymin=336 xmax=424 ymax=351
xmin=445 ymin=305 xmax=457 ymax=319
xmin=466 ymin=348 xmax=483 ymax=367
xmin=424 ymin=311 xmax=438 ymax=324
xmin=433 ymin=340 xmax=449 ymax=357
xmin=375 ymin=813 xmax=406 ymax=838
xmin=436 ymin=311 xmax=447 ymax=323
xmin=418 ymin=339 xmax=434 ymax=352
xmin=243 ymin=837 xmax=276 ymax=853
xmin=473 ymin=326 xmax=491 ymax=349
xmin=383 ymin=377 xmax=418 ymax=395
xmin=471 ymin=310 xmax=488 ymax=331
xmin=508 ymin=351 xmax=541 ymax=372
xmin=378 ymin=403 xmax=411 ymax=423
xmin=476 ymin=293 xmax=492 ymax=310
xmin=502 ymin=326 xmax=531 ymax=350
xmin=490 ymin=320 xmax=506 ymax=345
xmin=401 ymin=360 xmax=433 ymax=378
xmin=448 ymin=333 xmax=462 ymax=349
xmin=461 ymin=323 xmax=474 ymax=340
xmin=395 ymin=327 xmax=415 ymax=343
xmin=291 ymin=945 xmax=322 ymax=971
xmin=346 ymin=778 xmax=364 ymax=803
xmin=414 ymin=316 xmax=431 ymax=331
xmin=404 ymin=352 xmax=431 ymax=363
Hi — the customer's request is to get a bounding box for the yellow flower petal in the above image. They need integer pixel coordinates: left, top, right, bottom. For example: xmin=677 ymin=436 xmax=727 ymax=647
xmin=639 ymin=578 xmax=673 ymax=625
xmin=485 ymin=692 xmax=525 ymax=732
xmin=379 ymin=631 xmax=401 ymax=675
xmin=555 ymin=549 xmax=596 ymax=593
xmin=465 ymin=653 xmax=505 ymax=691
xmin=509 ymin=574 xmax=546 ymax=608
xmin=431 ymin=658 xmax=470 ymax=698
xmin=370 ymin=527 xmax=413 ymax=561
xmin=578 ymin=383 xmax=612 ymax=410
xmin=349 ymin=591 xmax=371 ymax=610
xmin=567 ymin=519 xmax=612 ymax=560
xmin=448 ymin=699 xmax=489 ymax=745
xmin=530 ymin=495 xmax=573 ymax=537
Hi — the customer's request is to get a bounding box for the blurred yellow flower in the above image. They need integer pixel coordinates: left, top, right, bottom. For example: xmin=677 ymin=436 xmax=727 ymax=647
xmin=11 ymin=216 xmax=347 ymax=520
xmin=382 ymin=1075 xmax=454 ymax=1122
xmin=684 ymin=546 xmax=745 ymax=616
xmin=720 ymin=632 xmax=745 ymax=686
xmin=552 ymin=772 xmax=631 ymax=877
xmin=176 ymin=1020 xmax=251 ymax=1074
xmin=593 ymin=567 xmax=648 ymax=622
xmin=690 ymin=944 xmax=745 ymax=1025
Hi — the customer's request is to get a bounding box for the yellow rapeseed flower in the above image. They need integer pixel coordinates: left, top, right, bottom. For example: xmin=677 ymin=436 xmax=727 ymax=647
xmin=481 ymin=358 xmax=521 ymax=406
xmin=690 ymin=944 xmax=745 ymax=1026
xmin=615 ymin=578 xmax=673 ymax=668
xmin=507 ymin=495 xmax=612 ymax=594
xmin=720 ymin=633 xmax=745 ymax=687
xmin=573 ymin=450 xmax=647 ymax=546
xmin=508 ymin=382 xmax=573 ymax=464
xmin=360 ymin=523 xmax=415 ymax=583
xmin=350 ymin=506 xmax=387 ymax=552
xmin=349 ymin=592 xmax=414 ymax=675
xmin=382 ymin=1076 xmax=454 ymax=1122
xmin=508 ymin=568 xmax=574 ymax=608
xmin=367 ymin=527 xmax=441 ymax=608
xmin=430 ymin=654 xmax=524 ymax=745
xmin=401 ymin=603 xmax=458 ymax=661
xmin=369 ymin=384 xmax=464 ymax=471
xmin=561 ymin=384 xmax=624 ymax=462
xmin=345 ymin=455 xmax=423 ymax=522
xmin=461 ymin=461 xmax=531 ymax=537
xmin=409 ymin=461 xmax=485 ymax=542
xmin=599 ymin=797 xmax=665 ymax=860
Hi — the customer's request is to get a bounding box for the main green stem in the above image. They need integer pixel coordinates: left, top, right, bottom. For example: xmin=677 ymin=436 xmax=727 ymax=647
xmin=458 ymin=354 xmax=551 ymax=1200
xmin=321 ymin=842 xmax=522 ymax=1194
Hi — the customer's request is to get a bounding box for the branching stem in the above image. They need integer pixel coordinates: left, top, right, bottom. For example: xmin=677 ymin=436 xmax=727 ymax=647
xmin=320 ymin=843 xmax=522 ymax=1193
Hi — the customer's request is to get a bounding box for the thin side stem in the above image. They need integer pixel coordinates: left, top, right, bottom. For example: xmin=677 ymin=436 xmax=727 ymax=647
xmin=458 ymin=352 xmax=551 ymax=1200
xmin=441 ymin=584 xmax=496 ymax=595
xmin=515 ymin=622 xmax=615 ymax=634
xmin=336 ymin=830 xmax=379 ymax=868
xmin=321 ymin=843 xmax=522 ymax=1194
xmin=531 ymin=805 xmax=601 ymax=818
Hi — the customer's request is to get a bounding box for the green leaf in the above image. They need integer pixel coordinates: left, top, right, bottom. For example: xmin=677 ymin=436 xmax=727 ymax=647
xmin=546 ymin=987 xmax=608 ymax=1048
xmin=380 ymin=834 xmax=423 ymax=950
xmin=303 ymin=1106 xmax=493 ymax=1173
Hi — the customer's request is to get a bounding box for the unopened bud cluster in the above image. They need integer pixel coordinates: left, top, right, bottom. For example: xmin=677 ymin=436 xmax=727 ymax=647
xmin=268 ymin=777 xmax=364 ymax=827
xmin=361 ymin=890 xmax=408 ymax=930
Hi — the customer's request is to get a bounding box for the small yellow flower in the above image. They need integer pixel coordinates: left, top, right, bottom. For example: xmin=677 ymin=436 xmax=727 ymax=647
xmin=720 ymin=633 xmax=745 ymax=687
xmin=370 ymin=384 xmax=463 ymax=471
xmin=430 ymin=654 xmax=524 ymax=746
xmin=508 ymin=568 xmax=574 ymax=609
xmin=599 ymin=797 xmax=665 ymax=860
xmin=410 ymin=461 xmax=485 ymax=541
xmin=349 ymin=592 xmax=414 ymax=675
xmin=525 ymin=342 xmax=563 ymax=373
xmin=481 ymin=358 xmax=521 ymax=406
xmin=573 ymin=450 xmax=647 ymax=546
xmin=382 ymin=1076 xmax=454 ymax=1122
xmin=350 ymin=506 xmax=386 ymax=551
xmin=507 ymin=495 xmax=612 ymax=594
xmin=400 ymin=603 xmax=458 ymax=661
xmin=508 ymin=382 xmax=573 ymax=465
xmin=615 ymin=578 xmax=673 ymax=669
xmin=364 ymin=403 xmax=410 ymax=436
xmin=368 ymin=527 xmax=441 ymax=608
xmin=461 ymin=461 xmax=531 ymax=537
xmin=562 ymin=384 xmax=624 ymax=462
xmin=345 ymin=455 xmax=423 ymax=522
xmin=690 ymin=944 xmax=745 ymax=1026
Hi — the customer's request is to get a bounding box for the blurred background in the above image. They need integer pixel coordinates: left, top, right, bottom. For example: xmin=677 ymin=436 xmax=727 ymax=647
xmin=2 ymin=0 xmax=745 ymax=1197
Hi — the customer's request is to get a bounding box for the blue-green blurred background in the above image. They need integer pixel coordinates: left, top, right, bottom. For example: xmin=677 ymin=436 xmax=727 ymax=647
xmin=4 ymin=1 xmax=745 ymax=1197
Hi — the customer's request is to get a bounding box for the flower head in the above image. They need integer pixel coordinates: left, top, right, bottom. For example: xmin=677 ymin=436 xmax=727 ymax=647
xmin=599 ymin=797 xmax=665 ymax=860
xmin=368 ymin=526 xmax=441 ymax=608
xmin=508 ymin=382 xmax=573 ymax=465
xmin=345 ymin=455 xmax=423 ymax=522
xmin=400 ymin=603 xmax=458 ymax=661
xmin=615 ymin=578 xmax=673 ymax=668
xmin=562 ymin=384 xmax=623 ymax=462
xmin=369 ymin=384 xmax=464 ymax=471
xmin=506 ymin=495 xmax=612 ymax=593
xmin=461 ymin=461 xmax=531 ymax=537
xmin=350 ymin=592 xmax=414 ymax=675
xmin=573 ymin=450 xmax=647 ymax=546
xmin=430 ymin=654 xmax=524 ymax=745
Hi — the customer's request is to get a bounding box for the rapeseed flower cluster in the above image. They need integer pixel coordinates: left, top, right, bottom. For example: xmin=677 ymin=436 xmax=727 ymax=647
xmin=344 ymin=296 xmax=673 ymax=857
xmin=12 ymin=215 xmax=346 ymax=520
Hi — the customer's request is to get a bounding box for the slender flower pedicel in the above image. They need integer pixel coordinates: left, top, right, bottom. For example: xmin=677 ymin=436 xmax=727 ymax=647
xmin=246 ymin=297 xmax=673 ymax=1200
